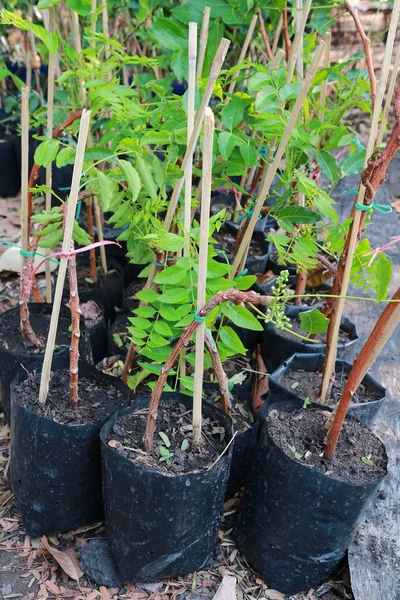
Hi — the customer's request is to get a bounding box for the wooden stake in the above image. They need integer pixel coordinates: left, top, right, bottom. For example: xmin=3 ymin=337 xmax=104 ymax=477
xmin=227 ymin=14 xmax=258 ymax=97
xmin=45 ymin=8 xmax=56 ymax=303
xmin=38 ymin=109 xmax=91 ymax=404
xmin=286 ymin=0 xmax=312 ymax=83
xmin=318 ymin=31 xmax=331 ymax=123
xmin=197 ymin=6 xmax=211 ymax=79
xmin=272 ymin=14 xmax=283 ymax=57
xmin=319 ymin=0 xmax=400 ymax=404
xmin=377 ymin=45 xmax=400 ymax=146
xmin=231 ymin=41 xmax=325 ymax=276
xmin=295 ymin=0 xmax=304 ymax=79
xmin=20 ymin=88 xmax=29 ymax=253
xmin=184 ymin=22 xmax=197 ymax=255
xmin=269 ymin=48 xmax=285 ymax=71
xmin=193 ymin=107 xmax=214 ymax=445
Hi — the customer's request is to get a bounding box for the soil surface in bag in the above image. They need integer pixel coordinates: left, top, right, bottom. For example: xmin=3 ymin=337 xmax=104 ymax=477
xmin=15 ymin=368 xmax=126 ymax=426
xmin=203 ymin=385 xmax=255 ymax=433
xmin=214 ymin=230 xmax=265 ymax=259
xmin=281 ymin=368 xmax=383 ymax=406
xmin=0 ymin=308 xmax=72 ymax=355
xmin=268 ymin=407 xmax=387 ymax=485
xmin=106 ymin=402 xmax=227 ymax=474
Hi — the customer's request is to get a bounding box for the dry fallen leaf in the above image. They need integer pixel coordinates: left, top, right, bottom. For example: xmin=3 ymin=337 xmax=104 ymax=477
xmin=212 ymin=574 xmax=236 ymax=600
xmin=42 ymin=535 xmax=83 ymax=582
xmin=391 ymin=198 xmax=400 ymax=213
xmin=264 ymin=590 xmax=286 ymax=600
xmin=100 ymin=586 xmax=112 ymax=600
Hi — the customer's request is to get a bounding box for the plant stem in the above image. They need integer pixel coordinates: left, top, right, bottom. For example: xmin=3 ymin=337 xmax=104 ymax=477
xmin=45 ymin=8 xmax=56 ymax=303
xmin=20 ymin=88 xmax=29 ymax=254
xmin=68 ymin=244 xmax=81 ymax=407
xmin=345 ymin=3 xmax=376 ymax=114
xmin=86 ymin=197 xmax=98 ymax=282
xmin=38 ymin=109 xmax=91 ymax=405
xmin=204 ymin=329 xmax=231 ymax=414
xmin=231 ymin=41 xmax=326 ymax=277
xmin=143 ymin=289 xmax=273 ymax=453
xmin=324 ymin=285 xmax=400 ymax=457
xmin=282 ymin=5 xmax=290 ymax=62
xmin=193 ymin=107 xmax=214 ymax=445
xmin=257 ymin=9 xmax=273 ymax=60
xmin=196 ymin=6 xmax=211 ymax=79
xmin=318 ymin=31 xmax=331 ymax=122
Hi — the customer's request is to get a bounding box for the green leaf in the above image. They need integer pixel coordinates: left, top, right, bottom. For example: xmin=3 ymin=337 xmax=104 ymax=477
xmin=179 ymin=376 xmax=194 ymax=392
xmin=374 ymin=252 xmax=392 ymax=301
xmin=221 ymin=96 xmax=244 ymax=130
xmin=159 ymin=305 xmax=181 ymax=321
xmin=158 ymin=233 xmax=184 ymax=252
xmin=159 ymin=432 xmax=171 ymax=447
xmin=66 ymin=0 xmax=92 ymax=16
xmin=118 ymin=160 xmax=141 ymax=201
xmin=73 ymin=221 xmax=91 ymax=246
xmin=239 ymin=143 xmax=259 ymax=167
xmin=225 ymin=304 xmax=263 ymax=331
xmin=128 ymin=317 xmax=153 ymax=330
xmin=276 ymin=206 xmax=321 ymax=232
xmin=32 ymin=211 xmax=62 ymax=225
xmin=38 ymin=228 xmax=63 ymax=249
xmin=154 ymin=265 xmax=187 ymax=285
xmin=361 ymin=455 xmax=374 ymax=467
xmin=299 ymin=309 xmax=329 ymax=336
xmin=34 ymin=139 xmax=60 ymax=168
xmin=219 ymin=326 xmax=247 ymax=355
xmin=181 ymin=439 xmax=189 ymax=451
xmin=0 ymin=10 xmax=59 ymax=53
xmin=97 ymin=171 xmax=119 ymax=212
xmin=140 ymin=346 xmax=172 ymax=362
xmin=315 ymin=150 xmax=340 ymax=185
xmin=218 ymin=132 xmax=236 ymax=160
xmin=234 ymin=275 xmax=257 ymax=290
xmin=158 ymin=288 xmax=190 ymax=304
xmin=154 ymin=321 xmax=173 ymax=337
xmin=206 ymin=259 xmax=232 ymax=278
xmin=133 ymin=306 xmax=156 ymax=318
xmin=314 ymin=189 xmax=338 ymax=222
xmin=151 ymin=17 xmax=187 ymax=50
xmin=149 ymin=332 xmax=170 ymax=347
xmin=136 ymin=289 xmax=159 ymax=302
xmin=341 ymin=150 xmax=366 ymax=177
xmin=56 ymin=146 xmax=74 ymax=169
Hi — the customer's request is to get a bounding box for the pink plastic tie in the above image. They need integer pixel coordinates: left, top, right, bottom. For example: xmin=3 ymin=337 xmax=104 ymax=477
xmin=32 ymin=240 xmax=122 ymax=276
xmin=364 ymin=235 xmax=400 ymax=267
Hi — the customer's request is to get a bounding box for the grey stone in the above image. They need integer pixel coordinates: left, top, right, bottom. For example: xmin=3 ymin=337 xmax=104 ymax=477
xmin=79 ymin=539 xmax=123 ymax=588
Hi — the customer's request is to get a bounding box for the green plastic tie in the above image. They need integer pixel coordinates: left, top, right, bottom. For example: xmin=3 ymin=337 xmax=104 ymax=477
xmin=355 ymin=202 xmax=393 ymax=214
xmin=234 ymin=268 xmax=249 ymax=279
xmin=20 ymin=250 xmax=36 ymax=258
xmin=194 ymin=310 xmax=206 ymax=324
xmin=0 ymin=237 xmax=59 ymax=265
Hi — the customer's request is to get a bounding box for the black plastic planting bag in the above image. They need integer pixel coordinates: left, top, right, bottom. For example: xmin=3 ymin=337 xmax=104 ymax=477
xmin=0 ymin=137 xmax=20 ymax=196
xmin=268 ymin=353 xmax=386 ymax=426
xmin=10 ymin=358 xmax=128 ymax=536
xmin=235 ymin=403 xmax=387 ymax=595
xmin=0 ymin=303 xmax=92 ymax=424
xmin=101 ymin=393 xmax=234 ymax=582
xmin=215 ymin=222 xmax=269 ymax=275
xmin=261 ymin=305 xmax=358 ymax=373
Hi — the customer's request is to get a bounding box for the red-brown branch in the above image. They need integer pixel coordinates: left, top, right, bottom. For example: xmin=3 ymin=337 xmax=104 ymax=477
xmin=324 ymin=285 xmax=400 ymax=457
xmin=282 ymin=5 xmax=291 ymax=62
xmin=345 ymin=3 xmax=376 ymax=114
xmin=86 ymin=198 xmax=97 ymax=282
xmin=19 ymin=233 xmax=45 ymax=347
xmin=257 ymin=8 xmax=273 ymax=60
xmin=294 ymin=271 xmax=307 ymax=305
xmin=233 ymin=165 xmax=265 ymax=258
xmin=67 ymin=243 xmax=81 ymax=408
xmin=204 ymin=329 xmax=231 ymax=414
xmin=143 ymin=289 xmax=273 ymax=452
xmin=323 ymin=82 xmax=400 ymax=322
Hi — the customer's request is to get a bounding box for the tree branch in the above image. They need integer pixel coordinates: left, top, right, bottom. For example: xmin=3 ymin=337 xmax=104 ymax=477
xmin=257 ymin=9 xmax=273 ymax=60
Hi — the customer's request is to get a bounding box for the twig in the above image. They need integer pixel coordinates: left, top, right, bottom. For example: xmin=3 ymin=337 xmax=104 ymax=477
xmin=38 ymin=109 xmax=91 ymax=404
xmin=345 ymin=2 xmax=376 ymax=113
xmin=20 ymin=88 xmax=29 ymax=253
xmin=272 ymin=14 xmax=283 ymax=57
xmin=67 ymin=243 xmax=81 ymax=407
xmin=257 ymin=9 xmax=273 ymax=60
xmin=204 ymin=330 xmax=231 ymax=414
xmin=143 ymin=289 xmax=273 ymax=452
xmin=282 ymin=5 xmax=291 ymax=62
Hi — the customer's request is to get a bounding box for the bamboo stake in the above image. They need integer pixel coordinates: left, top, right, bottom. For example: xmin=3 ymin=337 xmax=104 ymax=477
xmin=318 ymin=31 xmax=331 ymax=122
xmin=269 ymin=48 xmax=285 ymax=71
xmin=38 ymin=109 xmax=91 ymax=404
xmin=377 ymin=45 xmax=400 ymax=146
xmin=71 ymin=8 xmax=108 ymax=274
xmin=227 ymin=14 xmax=257 ymax=97
xmin=295 ymin=0 xmax=304 ymax=79
xmin=44 ymin=8 xmax=56 ymax=303
xmin=20 ymin=88 xmax=29 ymax=253
xmin=231 ymin=41 xmax=325 ymax=276
xmin=319 ymin=0 xmax=400 ymax=404
xmin=184 ymin=22 xmax=197 ymax=255
xmin=272 ymin=15 xmax=283 ymax=57
xmin=91 ymin=0 xmax=97 ymax=38
xmin=180 ymin=22 xmax=197 ymax=390
xmin=286 ymin=0 xmax=312 ymax=83
xmin=197 ymin=6 xmax=211 ymax=79
xmin=193 ymin=107 xmax=214 ymax=445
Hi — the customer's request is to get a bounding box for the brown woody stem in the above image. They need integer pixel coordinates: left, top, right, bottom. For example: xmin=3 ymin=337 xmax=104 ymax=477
xmin=345 ymin=3 xmax=376 ymax=114
xmin=324 ymin=285 xmax=400 ymax=457
xmin=257 ymin=9 xmax=273 ymax=60
xmin=282 ymin=5 xmax=291 ymax=62
xmin=67 ymin=243 xmax=81 ymax=408
xmin=143 ymin=289 xmax=272 ymax=452
xmin=86 ymin=197 xmax=98 ymax=282
xmin=204 ymin=329 xmax=231 ymax=414
xmin=294 ymin=271 xmax=307 ymax=305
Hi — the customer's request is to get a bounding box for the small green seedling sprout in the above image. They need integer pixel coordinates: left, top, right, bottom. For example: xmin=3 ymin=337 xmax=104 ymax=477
xmin=159 ymin=432 xmax=171 ymax=447
xmin=181 ymin=439 xmax=189 ymax=451
xmin=302 ymin=397 xmax=311 ymax=409
xmin=361 ymin=455 xmax=374 ymax=467
xmin=68 ymin=325 xmax=72 ymax=332
xmin=288 ymin=445 xmax=302 ymax=460
xmin=159 ymin=445 xmax=174 ymax=464
xmin=291 ymin=381 xmax=299 ymax=390
xmin=85 ymin=277 xmax=94 ymax=284
xmin=113 ymin=333 xmax=124 ymax=348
